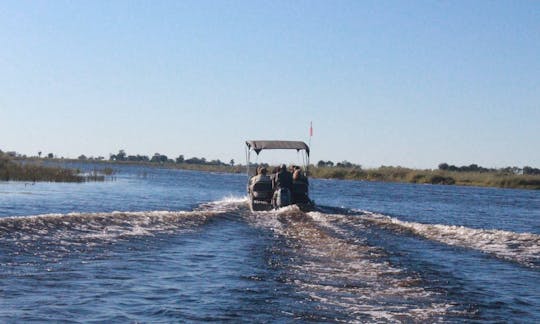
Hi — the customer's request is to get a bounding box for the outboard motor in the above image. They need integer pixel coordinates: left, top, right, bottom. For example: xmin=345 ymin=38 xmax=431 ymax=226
xmin=273 ymin=187 xmax=291 ymax=209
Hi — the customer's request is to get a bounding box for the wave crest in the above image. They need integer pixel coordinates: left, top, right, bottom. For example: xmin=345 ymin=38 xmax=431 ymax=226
xmin=360 ymin=211 xmax=540 ymax=268
xmin=0 ymin=197 xmax=247 ymax=245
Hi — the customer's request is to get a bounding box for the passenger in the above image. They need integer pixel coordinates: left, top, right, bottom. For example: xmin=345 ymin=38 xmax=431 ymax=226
xmin=291 ymin=166 xmax=310 ymax=204
xmin=253 ymin=167 xmax=270 ymax=183
xmin=273 ymin=164 xmax=293 ymax=190
xmin=293 ymin=166 xmax=308 ymax=185
xmin=250 ymin=167 xmax=270 ymax=186
xmin=272 ymin=164 xmax=293 ymax=208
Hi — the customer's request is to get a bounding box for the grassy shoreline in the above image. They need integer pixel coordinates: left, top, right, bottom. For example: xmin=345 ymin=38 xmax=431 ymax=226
xmin=309 ymin=166 xmax=540 ymax=190
xmin=72 ymin=159 xmax=540 ymax=190
xmin=0 ymin=155 xmax=107 ymax=182
xmin=6 ymin=156 xmax=540 ymax=190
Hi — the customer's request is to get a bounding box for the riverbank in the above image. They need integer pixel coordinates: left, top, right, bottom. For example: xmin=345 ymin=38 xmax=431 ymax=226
xmin=7 ymin=157 xmax=540 ymax=190
xmin=104 ymin=160 xmax=540 ymax=190
xmin=0 ymin=155 xmax=107 ymax=182
xmin=167 ymin=162 xmax=540 ymax=190
xmin=309 ymin=166 xmax=540 ymax=190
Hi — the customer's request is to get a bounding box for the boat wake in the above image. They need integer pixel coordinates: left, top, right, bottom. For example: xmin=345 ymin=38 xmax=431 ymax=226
xmin=358 ymin=211 xmax=540 ymax=269
xmin=2 ymin=198 xmax=535 ymax=321
xmin=0 ymin=197 xmax=247 ymax=248
xmin=244 ymin=206 xmax=466 ymax=322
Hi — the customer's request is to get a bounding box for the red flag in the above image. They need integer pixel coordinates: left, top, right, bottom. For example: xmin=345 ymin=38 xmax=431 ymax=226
xmin=310 ymin=122 xmax=313 ymax=137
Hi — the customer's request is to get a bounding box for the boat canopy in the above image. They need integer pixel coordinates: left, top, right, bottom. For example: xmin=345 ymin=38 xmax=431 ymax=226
xmin=246 ymin=140 xmax=310 ymax=156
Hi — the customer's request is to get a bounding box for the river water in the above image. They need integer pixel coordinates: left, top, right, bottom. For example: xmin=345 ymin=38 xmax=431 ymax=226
xmin=1 ymin=163 xmax=539 ymax=322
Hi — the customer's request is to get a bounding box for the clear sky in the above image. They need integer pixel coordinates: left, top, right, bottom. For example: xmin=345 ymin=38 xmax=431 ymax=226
xmin=1 ymin=1 xmax=539 ymax=168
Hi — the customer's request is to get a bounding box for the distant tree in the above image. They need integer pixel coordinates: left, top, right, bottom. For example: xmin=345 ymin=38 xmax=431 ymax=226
xmin=336 ymin=161 xmax=353 ymax=168
xmin=126 ymin=155 xmax=148 ymax=162
xmin=185 ymin=157 xmax=207 ymax=164
xmin=116 ymin=150 xmax=127 ymax=161
xmin=185 ymin=157 xmax=201 ymax=164
xmin=47 ymin=153 xmax=54 ymax=159
xmin=110 ymin=150 xmax=127 ymax=161
xmin=501 ymin=166 xmax=522 ymax=175
xmin=151 ymin=153 xmax=168 ymax=163
xmin=78 ymin=154 xmax=87 ymax=160
xmin=208 ymin=159 xmax=219 ymax=165
xmin=317 ymin=160 xmax=336 ymax=168
xmin=38 ymin=151 xmax=42 ymax=158
xmin=523 ymin=166 xmax=540 ymax=175
xmin=176 ymin=155 xmax=185 ymax=164
xmin=438 ymin=163 xmax=449 ymax=171
xmin=230 ymin=159 xmax=235 ymax=166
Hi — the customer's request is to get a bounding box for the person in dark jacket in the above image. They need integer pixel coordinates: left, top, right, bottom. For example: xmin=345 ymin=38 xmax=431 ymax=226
xmin=273 ymin=164 xmax=293 ymax=190
xmin=272 ymin=164 xmax=293 ymax=208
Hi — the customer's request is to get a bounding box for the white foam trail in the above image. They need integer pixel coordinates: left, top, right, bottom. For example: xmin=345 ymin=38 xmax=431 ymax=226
xmin=244 ymin=209 xmax=457 ymax=321
xmin=360 ymin=211 xmax=540 ymax=268
xmin=0 ymin=197 xmax=248 ymax=245
xmin=197 ymin=195 xmax=248 ymax=212
xmin=0 ymin=210 xmax=215 ymax=244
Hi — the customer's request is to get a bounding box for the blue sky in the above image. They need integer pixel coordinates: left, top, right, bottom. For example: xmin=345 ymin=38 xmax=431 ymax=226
xmin=1 ymin=1 xmax=539 ymax=168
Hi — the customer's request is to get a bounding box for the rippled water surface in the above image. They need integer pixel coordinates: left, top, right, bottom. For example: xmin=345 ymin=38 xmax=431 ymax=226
xmin=1 ymin=163 xmax=539 ymax=322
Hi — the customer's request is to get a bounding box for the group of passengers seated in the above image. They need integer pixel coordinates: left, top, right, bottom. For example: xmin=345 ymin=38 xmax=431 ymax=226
xmin=249 ymin=164 xmax=310 ymax=206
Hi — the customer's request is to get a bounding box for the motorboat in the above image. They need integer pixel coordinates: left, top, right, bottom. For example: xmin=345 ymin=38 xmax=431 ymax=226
xmin=245 ymin=140 xmax=314 ymax=211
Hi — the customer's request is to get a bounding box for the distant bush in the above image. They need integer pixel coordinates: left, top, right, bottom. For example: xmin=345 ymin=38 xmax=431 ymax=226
xmin=427 ymin=175 xmax=456 ymax=185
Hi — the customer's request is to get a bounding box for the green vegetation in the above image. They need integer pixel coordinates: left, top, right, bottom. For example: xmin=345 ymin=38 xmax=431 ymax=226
xmin=0 ymin=153 xmax=107 ymax=182
xmin=310 ymin=162 xmax=540 ymax=190
xmin=108 ymin=149 xmax=235 ymax=167
xmin=4 ymin=148 xmax=540 ymax=190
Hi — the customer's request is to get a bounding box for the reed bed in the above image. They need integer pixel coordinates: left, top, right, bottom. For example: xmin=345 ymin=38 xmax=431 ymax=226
xmin=0 ymin=155 xmax=106 ymax=182
xmin=309 ymin=166 xmax=540 ymax=190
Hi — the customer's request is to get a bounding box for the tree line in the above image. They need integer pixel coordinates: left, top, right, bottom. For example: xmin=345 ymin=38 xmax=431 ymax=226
xmin=438 ymin=163 xmax=540 ymax=175
xmin=108 ymin=150 xmax=235 ymax=167
xmin=316 ymin=159 xmax=540 ymax=176
xmin=317 ymin=160 xmax=361 ymax=168
xmin=0 ymin=149 xmax=236 ymax=167
xmin=4 ymin=148 xmax=539 ymax=176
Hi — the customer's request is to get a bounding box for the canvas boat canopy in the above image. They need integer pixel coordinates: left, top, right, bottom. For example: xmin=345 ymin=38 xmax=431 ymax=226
xmin=246 ymin=140 xmax=310 ymax=156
